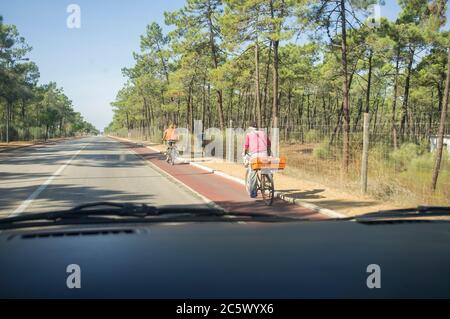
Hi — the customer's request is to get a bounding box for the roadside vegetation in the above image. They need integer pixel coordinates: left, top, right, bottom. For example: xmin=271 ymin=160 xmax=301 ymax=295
xmin=0 ymin=16 xmax=98 ymax=143
xmin=102 ymin=0 xmax=449 ymax=205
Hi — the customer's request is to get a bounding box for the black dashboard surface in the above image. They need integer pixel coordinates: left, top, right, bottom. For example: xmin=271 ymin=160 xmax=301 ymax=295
xmin=1 ymin=220 xmax=449 ymax=298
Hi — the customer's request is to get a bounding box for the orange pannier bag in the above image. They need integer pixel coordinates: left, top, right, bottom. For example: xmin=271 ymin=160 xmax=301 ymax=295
xmin=250 ymin=156 xmax=287 ymax=170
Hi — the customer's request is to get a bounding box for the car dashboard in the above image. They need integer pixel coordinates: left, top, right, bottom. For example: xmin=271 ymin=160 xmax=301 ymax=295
xmin=0 ymin=220 xmax=450 ymax=298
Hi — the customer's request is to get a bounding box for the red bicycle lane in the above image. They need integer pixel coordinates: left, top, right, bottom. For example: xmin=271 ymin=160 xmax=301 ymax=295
xmin=118 ymin=139 xmax=326 ymax=220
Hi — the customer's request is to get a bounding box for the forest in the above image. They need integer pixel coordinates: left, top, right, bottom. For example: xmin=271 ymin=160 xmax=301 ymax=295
xmin=109 ymin=0 xmax=449 ymax=203
xmin=0 ymin=16 xmax=98 ymax=143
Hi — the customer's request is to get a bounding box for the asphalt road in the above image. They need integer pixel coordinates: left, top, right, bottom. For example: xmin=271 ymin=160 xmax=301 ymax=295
xmin=0 ymin=135 xmax=322 ymax=220
xmin=0 ymin=136 xmax=208 ymax=217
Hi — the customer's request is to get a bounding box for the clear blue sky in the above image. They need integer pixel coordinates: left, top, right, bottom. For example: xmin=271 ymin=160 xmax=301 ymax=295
xmin=0 ymin=0 xmax=402 ymax=130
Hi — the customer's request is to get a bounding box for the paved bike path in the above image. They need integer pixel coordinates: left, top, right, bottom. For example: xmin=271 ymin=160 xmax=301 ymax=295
xmin=119 ymin=139 xmax=325 ymax=219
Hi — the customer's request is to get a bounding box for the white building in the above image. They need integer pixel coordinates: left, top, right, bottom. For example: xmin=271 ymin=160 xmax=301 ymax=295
xmin=430 ymin=135 xmax=450 ymax=155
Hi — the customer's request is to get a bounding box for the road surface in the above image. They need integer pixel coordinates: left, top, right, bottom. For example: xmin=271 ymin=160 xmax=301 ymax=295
xmin=0 ymin=136 xmax=322 ymax=219
xmin=0 ymin=136 xmax=208 ymax=217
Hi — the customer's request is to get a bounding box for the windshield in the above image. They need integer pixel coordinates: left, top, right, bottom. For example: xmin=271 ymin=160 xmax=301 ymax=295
xmin=3 ymin=0 xmax=450 ymax=305
xmin=0 ymin=0 xmax=449 ymax=221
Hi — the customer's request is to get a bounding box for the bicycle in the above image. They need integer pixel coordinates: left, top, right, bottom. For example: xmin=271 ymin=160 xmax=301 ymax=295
xmin=245 ymin=168 xmax=275 ymax=206
xmin=165 ymin=140 xmax=178 ymax=165
xmin=244 ymin=156 xmax=286 ymax=206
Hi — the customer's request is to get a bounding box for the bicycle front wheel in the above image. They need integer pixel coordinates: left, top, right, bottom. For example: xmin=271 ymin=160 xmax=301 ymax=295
xmin=170 ymin=148 xmax=177 ymax=165
xmin=260 ymin=174 xmax=274 ymax=206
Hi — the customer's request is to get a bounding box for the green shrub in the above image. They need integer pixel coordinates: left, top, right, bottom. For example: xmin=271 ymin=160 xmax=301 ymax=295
xmin=289 ymin=131 xmax=303 ymax=142
xmin=408 ymin=152 xmax=435 ymax=172
xmin=408 ymin=151 xmax=449 ymax=172
xmin=390 ymin=143 xmax=421 ymax=170
xmin=350 ymin=133 xmax=363 ymax=146
xmin=418 ymin=138 xmax=430 ymax=154
xmin=304 ymin=130 xmax=320 ymax=143
xmin=369 ymin=143 xmax=391 ymax=160
xmin=313 ymin=140 xmax=333 ymax=160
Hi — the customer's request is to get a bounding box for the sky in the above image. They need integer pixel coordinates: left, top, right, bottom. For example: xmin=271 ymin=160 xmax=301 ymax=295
xmin=0 ymin=0 xmax=403 ymax=130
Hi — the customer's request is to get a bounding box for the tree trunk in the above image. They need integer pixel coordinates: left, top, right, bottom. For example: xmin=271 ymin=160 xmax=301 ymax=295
xmin=263 ymin=41 xmax=272 ymax=129
xmin=206 ymin=3 xmax=225 ymax=130
xmin=340 ymin=0 xmax=350 ymax=174
xmin=391 ymin=46 xmax=400 ymax=149
xmin=400 ymin=46 xmax=415 ymax=140
xmin=187 ymin=81 xmax=194 ymax=133
xmin=353 ymin=97 xmax=363 ymax=131
xmin=6 ymin=101 xmax=11 ymax=143
xmin=431 ymin=49 xmax=450 ymax=191
xmin=330 ymin=102 xmax=343 ymax=146
xmin=143 ymin=97 xmax=151 ymax=139
xmin=21 ymin=99 xmax=26 ymax=121
xmin=202 ymin=78 xmax=207 ymax=134
xmin=306 ymin=94 xmax=311 ymax=129
xmin=271 ymin=0 xmax=280 ymax=130
xmin=365 ymin=49 xmax=373 ymax=114
xmin=272 ymin=39 xmax=279 ymax=129
xmin=285 ymin=88 xmax=292 ymax=141
xmin=297 ymin=93 xmax=304 ymax=127
xmin=243 ymin=90 xmax=250 ymax=128
xmin=59 ymin=118 xmax=63 ymax=137
xmin=255 ymin=40 xmax=262 ymax=128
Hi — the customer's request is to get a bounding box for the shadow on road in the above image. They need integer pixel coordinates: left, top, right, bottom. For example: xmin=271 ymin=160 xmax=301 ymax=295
xmin=277 ymin=188 xmax=326 ymax=200
xmin=0 ymin=138 xmax=147 ymax=168
xmin=211 ymin=200 xmax=326 ymax=219
xmin=0 ymin=171 xmax=52 ymax=184
xmin=0 ymin=183 xmax=155 ymax=217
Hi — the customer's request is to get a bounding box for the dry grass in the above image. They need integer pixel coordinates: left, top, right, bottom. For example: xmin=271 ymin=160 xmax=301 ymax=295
xmin=280 ymin=142 xmax=450 ymax=207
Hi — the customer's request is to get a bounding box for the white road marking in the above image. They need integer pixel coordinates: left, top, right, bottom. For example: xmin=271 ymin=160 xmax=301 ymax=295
xmin=9 ymin=143 xmax=88 ymax=217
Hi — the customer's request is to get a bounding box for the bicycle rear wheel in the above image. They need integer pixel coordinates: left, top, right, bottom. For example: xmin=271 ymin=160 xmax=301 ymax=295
xmin=260 ymin=174 xmax=274 ymax=206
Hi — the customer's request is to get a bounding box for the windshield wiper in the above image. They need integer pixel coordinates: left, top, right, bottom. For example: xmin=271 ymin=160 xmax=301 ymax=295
xmin=1 ymin=202 xmax=221 ymax=223
xmin=1 ymin=202 xmax=160 ymax=224
xmin=352 ymin=206 xmax=450 ymax=222
xmin=0 ymin=202 xmax=297 ymax=230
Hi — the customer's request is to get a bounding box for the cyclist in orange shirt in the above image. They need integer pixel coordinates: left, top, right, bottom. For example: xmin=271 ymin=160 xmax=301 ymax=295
xmin=162 ymin=123 xmax=177 ymax=143
xmin=162 ymin=123 xmax=178 ymax=163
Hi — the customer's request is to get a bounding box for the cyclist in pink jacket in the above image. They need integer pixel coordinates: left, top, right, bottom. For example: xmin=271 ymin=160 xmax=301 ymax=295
xmin=243 ymin=122 xmax=271 ymax=198
xmin=244 ymin=123 xmax=271 ymax=156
